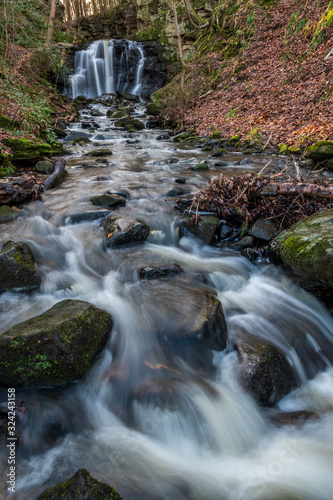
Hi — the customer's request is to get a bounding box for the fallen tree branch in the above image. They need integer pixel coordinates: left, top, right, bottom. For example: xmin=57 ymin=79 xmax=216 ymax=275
xmin=44 ymin=158 xmax=66 ymax=190
xmin=0 ymin=175 xmax=43 ymax=204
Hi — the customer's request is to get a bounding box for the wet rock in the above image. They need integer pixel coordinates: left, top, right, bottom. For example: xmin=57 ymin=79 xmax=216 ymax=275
xmin=72 ymin=135 xmax=92 ymax=145
xmin=269 ymin=208 xmax=333 ymax=297
xmin=251 ymin=218 xmax=277 ymax=241
xmin=174 ymin=177 xmax=186 ymax=184
xmin=236 ymin=334 xmax=295 ymax=406
xmin=81 ymin=121 xmax=100 ymax=129
xmin=0 ymin=206 xmax=20 ymax=223
xmin=126 ymin=139 xmax=139 ymax=144
xmin=64 ymin=131 xmax=90 ymax=143
xmin=35 ymin=160 xmax=54 ymax=175
xmin=73 ymin=95 xmax=92 ymax=105
xmin=139 ymin=278 xmax=227 ymax=350
xmin=178 ymin=215 xmax=219 ymax=244
xmin=271 ymin=410 xmax=319 ymax=427
xmin=212 ymin=148 xmax=227 ymax=157
xmin=146 ymin=100 xmax=164 ymax=115
xmin=214 ymin=161 xmax=228 ymax=167
xmin=66 ymin=211 xmax=110 ymax=224
xmin=0 ymin=300 xmax=112 ymax=387
xmin=114 ymin=117 xmax=145 ymax=131
xmin=90 ymin=109 xmax=104 ymax=117
xmin=116 ymin=90 xmax=140 ymax=102
xmin=93 ymin=134 xmax=108 ymax=141
xmin=164 ymin=187 xmax=186 ymax=197
xmin=241 ymin=247 xmax=263 ymax=263
xmin=173 ymin=132 xmax=191 ymax=142
xmin=96 ymin=176 xmax=110 ymax=181
xmin=190 ymin=162 xmax=209 ymax=171
xmin=90 ymin=193 xmax=126 ymax=207
xmin=102 ymin=215 xmax=150 ymax=247
xmin=156 ymin=133 xmax=170 ymax=141
xmin=166 ymin=158 xmax=179 ymax=164
xmin=109 ymin=110 xmax=127 ymax=119
xmin=52 ymin=127 xmax=67 ymax=138
xmin=230 ymin=236 xmax=255 ymax=251
xmin=37 ymin=469 xmax=122 ymax=499
xmin=138 ymin=264 xmax=183 ymax=280
xmin=83 ymin=149 xmax=112 ymax=157
xmin=0 ymin=241 xmax=41 ymax=293
xmin=217 ymin=221 xmax=233 ymax=241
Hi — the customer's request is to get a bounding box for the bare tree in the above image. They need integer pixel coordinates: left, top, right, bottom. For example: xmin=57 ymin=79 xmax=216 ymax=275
xmin=46 ymin=0 xmax=58 ymax=47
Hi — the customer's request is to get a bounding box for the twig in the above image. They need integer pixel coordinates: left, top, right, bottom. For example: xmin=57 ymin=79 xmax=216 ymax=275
xmin=257 ymin=159 xmax=272 ymax=176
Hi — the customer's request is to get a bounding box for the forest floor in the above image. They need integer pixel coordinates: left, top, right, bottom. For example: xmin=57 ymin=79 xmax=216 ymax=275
xmin=180 ymin=0 xmax=333 ymax=148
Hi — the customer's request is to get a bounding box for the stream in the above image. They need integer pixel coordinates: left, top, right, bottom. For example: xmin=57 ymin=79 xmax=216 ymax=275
xmin=1 ymin=98 xmax=333 ymax=499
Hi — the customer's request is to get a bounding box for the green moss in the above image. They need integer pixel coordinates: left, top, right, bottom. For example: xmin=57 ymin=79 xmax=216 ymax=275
xmin=279 ymin=144 xmax=289 ymax=155
xmin=305 ymin=141 xmax=333 ymax=161
xmin=229 ymin=134 xmax=241 ymax=143
xmin=2 ymin=138 xmax=52 ymax=161
xmin=146 ymin=100 xmax=165 ymax=115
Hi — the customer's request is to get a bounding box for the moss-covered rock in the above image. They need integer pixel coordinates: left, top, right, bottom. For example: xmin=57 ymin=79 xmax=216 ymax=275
xmin=0 ymin=300 xmax=112 ymax=387
xmin=83 ymin=149 xmax=112 ymax=157
xmin=114 ymin=117 xmax=145 ymax=130
xmin=35 ymin=160 xmax=54 ymax=175
xmin=73 ymin=136 xmax=91 ymax=145
xmin=269 ymin=209 xmax=333 ymax=297
xmin=146 ymin=100 xmax=164 ymax=115
xmin=0 ymin=241 xmax=41 ymax=293
xmin=190 ymin=161 xmax=209 ymax=171
xmin=229 ymin=134 xmax=241 ymax=143
xmin=102 ymin=215 xmax=150 ymax=247
xmin=173 ymin=131 xmax=191 ymax=142
xmin=0 ymin=206 xmax=20 ymax=223
xmin=0 ymin=115 xmax=21 ymax=131
xmin=37 ymin=469 xmax=123 ymax=500
xmin=108 ymin=110 xmax=127 ymax=119
xmin=305 ymin=141 xmax=333 ymax=161
xmin=178 ymin=214 xmax=219 ymax=244
xmin=3 ymin=138 xmax=52 ymax=162
xmin=90 ymin=193 xmax=126 ymax=207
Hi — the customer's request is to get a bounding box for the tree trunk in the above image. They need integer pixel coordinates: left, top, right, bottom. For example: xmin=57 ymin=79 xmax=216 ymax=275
xmin=46 ymin=0 xmax=57 ymax=48
xmin=172 ymin=2 xmax=184 ymax=92
xmin=44 ymin=159 xmax=66 ymax=190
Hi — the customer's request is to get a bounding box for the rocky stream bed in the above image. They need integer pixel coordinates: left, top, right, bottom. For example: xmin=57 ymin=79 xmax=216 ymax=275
xmin=0 ymin=94 xmax=333 ymax=499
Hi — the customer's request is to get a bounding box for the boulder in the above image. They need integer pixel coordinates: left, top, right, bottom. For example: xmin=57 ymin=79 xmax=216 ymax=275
xmin=91 ymin=109 xmax=104 ymax=117
xmin=269 ymin=209 xmax=333 ymax=297
xmin=138 ymin=278 xmax=227 ymax=351
xmin=72 ymin=136 xmax=91 ymax=145
xmin=251 ymin=218 xmax=277 ymax=241
xmin=0 ymin=300 xmax=112 ymax=387
xmin=173 ymin=132 xmax=191 ymax=142
xmin=63 ymin=131 xmax=90 ymax=143
xmin=178 ymin=214 xmax=219 ymax=244
xmin=114 ymin=117 xmax=145 ymax=131
xmin=0 ymin=206 xmax=20 ymax=223
xmin=236 ymin=334 xmax=295 ymax=406
xmin=230 ymin=236 xmax=255 ymax=251
xmin=164 ymin=187 xmax=186 ymax=197
xmin=102 ymin=215 xmax=150 ymax=247
xmin=3 ymin=138 xmax=52 ymax=162
xmin=90 ymin=193 xmax=126 ymax=207
xmin=305 ymin=141 xmax=333 ymax=161
xmin=84 ymin=149 xmax=112 ymax=157
xmin=35 ymin=160 xmax=54 ymax=175
xmin=146 ymin=100 xmax=164 ymax=115
xmin=190 ymin=162 xmax=209 ymax=171
xmin=116 ymin=90 xmax=140 ymax=102
xmin=37 ymin=469 xmax=122 ymax=500
xmin=0 ymin=241 xmax=41 ymax=293
xmin=65 ymin=211 xmax=109 ymax=224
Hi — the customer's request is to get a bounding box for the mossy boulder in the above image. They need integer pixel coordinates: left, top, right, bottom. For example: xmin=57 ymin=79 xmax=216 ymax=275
xmin=73 ymin=136 xmax=91 ymax=145
xmin=102 ymin=215 xmax=150 ymax=247
xmin=146 ymin=100 xmax=164 ymax=115
xmin=0 ymin=206 xmax=20 ymax=223
xmin=84 ymin=149 xmax=112 ymax=157
xmin=190 ymin=162 xmax=209 ymax=171
xmin=90 ymin=193 xmax=126 ymax=207
xmin=35 ymin=160 xmax=54 ymax=175
xmin=3 ymin=138 xmax=52 ymax=162
xmin=0 ymin=115 xmax=20 ymax=131
xmin=37 ymin=469 xmax=123 ymax=500
xmin=114 ymin=117 xmax=145 ymax=131
xmin=0 ymin=300 xmax=112 ymax=387
xmin=229 ymin=134 xmax=241 ymax=143
xmin=173 ymin=132 xmax=191 ymax=142
xmin=269 ymin=209 xmax=333 ymax=297
xmin=236 ymin=334 xmax=295 ymax=406
xmin=0 ymin=241 xmax=41 ymax=293
xmin=178 ymin=214 xmax=219 ymax=244
xmin=305 ymin=141 xmax=333 ymax=161
xmin=108 ymin=110 xmax=127 ymax=119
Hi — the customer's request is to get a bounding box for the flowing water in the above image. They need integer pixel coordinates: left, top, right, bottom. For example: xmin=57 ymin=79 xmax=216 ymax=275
xmin=0 ymin=99 xmax=333 ymax=500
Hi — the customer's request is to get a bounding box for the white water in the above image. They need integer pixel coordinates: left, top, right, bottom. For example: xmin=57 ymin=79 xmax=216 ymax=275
xmin=70 ymin=39 xmax=145 ymax=99
xmin=0 ymin=101 xmax=333 ymax=499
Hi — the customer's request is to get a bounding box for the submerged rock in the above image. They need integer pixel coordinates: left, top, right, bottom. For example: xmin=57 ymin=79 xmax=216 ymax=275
xmin=102 ymin=215 xmax=150 ymax=247
xmin=90 ymin=193 xmax=126 ymax=207
xmin=0 ymin=300 xmax=112 ymax=387
xmin=0 ymin=241 xmax=41 ymax=293
xmin=178 ymin=214 xmax=219 ymax=244
xmin=37 ymin=469 xmax=122 ymax=499
xmin=269 ymin=208 xmax=333 ymax=297
xmin=0 ymin=206 xmax=20 ymax=223
xmin=65 ymin=211 xmax=110 ymax=224
xmin=236 ymin=334 xmax=295 ymax=406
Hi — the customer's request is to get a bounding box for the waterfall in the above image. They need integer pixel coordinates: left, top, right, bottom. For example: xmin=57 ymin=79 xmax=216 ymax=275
xmin=70 ymin=39 xmax=145 ymax=99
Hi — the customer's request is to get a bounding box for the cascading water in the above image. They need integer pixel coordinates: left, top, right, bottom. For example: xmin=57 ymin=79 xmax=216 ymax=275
xmin=70 ymin=39 xmax=145 ymax=99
